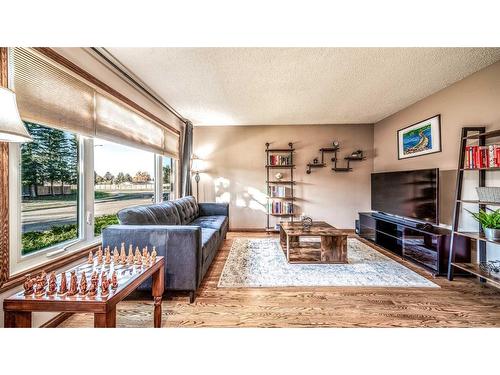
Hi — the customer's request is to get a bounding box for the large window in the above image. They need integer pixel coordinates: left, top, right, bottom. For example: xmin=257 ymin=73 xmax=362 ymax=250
xmin=93 ymin=139 xmax=156 ymax=235
xmin=8 ymin=48 xmax=181 ymax=275
xmin=162 ymin=156 xmax=175 ymax=201
xmin=20 ymin=122 xmax=79 ymax=256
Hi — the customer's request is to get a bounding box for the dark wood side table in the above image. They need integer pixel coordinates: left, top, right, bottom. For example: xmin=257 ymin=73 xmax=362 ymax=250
xmin=4 ymin=256 xmax=165 ymax=328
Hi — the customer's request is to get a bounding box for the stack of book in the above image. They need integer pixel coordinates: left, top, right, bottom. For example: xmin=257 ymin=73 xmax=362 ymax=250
xmin=269 ymin=186 xmax=289 ymax=198
xmin=268 ymin=154 xmax=291 ymax=166
xmin=269 ymin=201 xmax=293 ymax=214
xmin=465 ymin=145 xmax=500 ymax=168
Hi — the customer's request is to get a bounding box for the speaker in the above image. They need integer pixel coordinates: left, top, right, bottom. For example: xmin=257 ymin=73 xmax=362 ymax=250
xmin=355 ymin=219 xmax=360 ymax=234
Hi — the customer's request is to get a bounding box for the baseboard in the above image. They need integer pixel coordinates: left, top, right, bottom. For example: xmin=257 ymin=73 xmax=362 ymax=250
xmin=229 ymin=228 xmax=266 ymax=232
xmin=40 ymin=312 xmax=73 ymax=328
xmin=230 ymin=228 xmax=355 ymax=233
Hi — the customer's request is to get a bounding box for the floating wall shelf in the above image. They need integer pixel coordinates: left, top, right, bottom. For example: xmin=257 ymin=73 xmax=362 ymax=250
xmin=306 ymin=142 xmax=365 ymax=174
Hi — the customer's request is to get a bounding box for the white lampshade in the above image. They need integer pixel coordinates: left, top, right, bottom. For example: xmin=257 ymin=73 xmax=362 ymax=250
xmin=191 ymin=156 xmax=203 ymax=173
xmin=0 ymin=87 xmax=32 ymax=142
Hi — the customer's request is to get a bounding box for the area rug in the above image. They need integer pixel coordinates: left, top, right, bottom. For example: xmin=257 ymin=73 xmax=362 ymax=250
xmin=218 ymin=237 xmax=438 ymax=288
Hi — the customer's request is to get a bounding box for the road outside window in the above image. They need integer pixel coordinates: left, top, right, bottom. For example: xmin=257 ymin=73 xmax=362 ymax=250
xmin=20 ymin=123 xmax=79 ymax=256
xmin=93 ymin=139 xmax=155 ymax=236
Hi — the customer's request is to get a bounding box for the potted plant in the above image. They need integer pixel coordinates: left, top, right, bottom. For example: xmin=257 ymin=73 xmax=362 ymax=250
xmin=467 ymin=208 xmax=500 ymax=240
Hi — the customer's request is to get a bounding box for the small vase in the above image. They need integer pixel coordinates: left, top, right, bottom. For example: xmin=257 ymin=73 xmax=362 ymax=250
xmin=483 ymin=228 xmax=500 ymax=241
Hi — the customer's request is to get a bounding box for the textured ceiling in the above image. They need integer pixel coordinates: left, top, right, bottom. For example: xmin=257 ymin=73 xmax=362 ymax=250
xmin=106 ymin=48 xmax=500 ymax=126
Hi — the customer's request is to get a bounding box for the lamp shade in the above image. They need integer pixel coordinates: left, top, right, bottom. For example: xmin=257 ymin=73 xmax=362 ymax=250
xmin=0 ymin=87 xmax=32 ymax=142
xmin=191 ymin=156 xmax=203 ymax=173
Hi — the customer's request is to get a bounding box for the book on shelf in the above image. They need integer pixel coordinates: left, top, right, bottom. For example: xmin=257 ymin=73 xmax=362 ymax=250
xmin=268 ymin=154 xmax=291 ymax=166
xmin=268 ymin=200 xmax=293 ymax=214
xmin=464 ymin=144 xmax=500 ymax=168
xmin=268 ymin=185 xmax=291 ymax=198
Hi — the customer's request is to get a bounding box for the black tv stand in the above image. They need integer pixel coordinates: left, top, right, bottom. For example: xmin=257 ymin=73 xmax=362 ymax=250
xmin=358 ymin=212 xmax=471 ymax=275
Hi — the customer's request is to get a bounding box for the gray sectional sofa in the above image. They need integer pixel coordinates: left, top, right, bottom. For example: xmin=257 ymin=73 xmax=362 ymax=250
xmin=102 ymin=196 xmax=229 ymax=302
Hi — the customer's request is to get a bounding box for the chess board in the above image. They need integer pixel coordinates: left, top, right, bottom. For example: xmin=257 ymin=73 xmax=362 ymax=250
xmin=4 ymin=255 xmax=165 ymax=328
xmin=8 ymin=257 xmax=162 ymax=302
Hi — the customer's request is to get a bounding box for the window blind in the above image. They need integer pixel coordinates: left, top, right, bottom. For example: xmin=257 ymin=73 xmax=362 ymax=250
xmin=164 ymin=129 xmax=180 ymax=159
xmin=95 ymin=93 xmax=165 ymax=154
xmin=10 ymin=47 xmax=95 ymax=137
xmin=9 ymin=48 xmax=181 ymax=157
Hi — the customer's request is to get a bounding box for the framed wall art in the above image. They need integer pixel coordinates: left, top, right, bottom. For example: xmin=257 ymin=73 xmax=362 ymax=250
xmin=397 ymin=114 xmax=441 ymax=159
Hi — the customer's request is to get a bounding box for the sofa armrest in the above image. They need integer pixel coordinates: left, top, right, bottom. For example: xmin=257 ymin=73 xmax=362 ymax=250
xmin=102 ymin=225 xmax=202 ymax=290
xmin=198 ymin=202 xmax=229 ymax=217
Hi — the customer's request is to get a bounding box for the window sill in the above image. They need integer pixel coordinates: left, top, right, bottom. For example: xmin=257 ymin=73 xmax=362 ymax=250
xmin=0 ymin=241 xmax=101 ymax=294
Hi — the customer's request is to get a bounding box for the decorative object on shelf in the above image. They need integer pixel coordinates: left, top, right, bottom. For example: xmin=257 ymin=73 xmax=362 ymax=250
xmin=479 ymin=260 xmax=500 ymax=275
xmin=301 ymin=215 xmax=313 ymax=231
xmin=397 ymin=114 xmax=441 ymax=159
xmin=306 ymin=140 xmax=365 ymax=173
xmin=191 ymin=155 xmax=203 ymax=202
xmin=349 ymin=150 xmax=364 ymax=160
xmin=476 ymin=187 xmax=500 ymax=203
xmin=265 ymin=142 xmax=296 ymax=232
xmin=0 ymin=86 xmax=32 ymax=142
xmin=466 ymin=208 xmax=500 ymax=241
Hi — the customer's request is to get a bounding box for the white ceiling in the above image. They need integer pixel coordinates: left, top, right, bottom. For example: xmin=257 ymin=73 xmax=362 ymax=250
xmin=106 ymin=48 xmax=500 ymax=126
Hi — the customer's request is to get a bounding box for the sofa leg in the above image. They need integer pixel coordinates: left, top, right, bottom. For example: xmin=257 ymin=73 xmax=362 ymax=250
xmin=189 ymin=291 xmax=196 ymax=303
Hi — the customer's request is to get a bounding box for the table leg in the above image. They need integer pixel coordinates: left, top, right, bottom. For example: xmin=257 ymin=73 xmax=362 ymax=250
xmin=152 ymin=264 xmax=165 ymax=328
xmin=4 ymin=311 xmax=32 ymax=328
xmin=286 ymin=234 xmax=290 ymax=262
xmin=94 ymin=307 xmax=116 ymax=328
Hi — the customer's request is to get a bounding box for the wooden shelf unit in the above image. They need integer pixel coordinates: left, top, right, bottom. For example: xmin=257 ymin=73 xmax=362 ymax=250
xmin=265 ymin=164 xmax=295 ymax=168
xmin=265 ymin=142 xmax=296 ymax=232
xmin=448 ymin=126 xmax=500 ymax=288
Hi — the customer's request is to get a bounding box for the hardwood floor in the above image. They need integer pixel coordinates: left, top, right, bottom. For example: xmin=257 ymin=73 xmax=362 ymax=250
xmin=59 ymin=232 xmax=500 ymax=328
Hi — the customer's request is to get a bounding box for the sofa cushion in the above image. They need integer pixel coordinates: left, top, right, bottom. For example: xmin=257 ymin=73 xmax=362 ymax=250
xmin=173 ymin=196 xmax=200 ymax=225
xmin=117 ymin=201 xmax=181 ymax=225
xmin=190 ymin=215 xmax=228 ymax=235
xmin=201 ymin=228 xmax=219 ymax=263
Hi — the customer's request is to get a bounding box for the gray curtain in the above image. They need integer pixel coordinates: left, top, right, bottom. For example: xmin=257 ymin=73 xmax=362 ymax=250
xmin=180 ymin=121 xmax=193 ymax=197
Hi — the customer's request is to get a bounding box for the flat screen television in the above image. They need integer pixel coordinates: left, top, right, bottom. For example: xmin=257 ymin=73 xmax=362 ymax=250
xmin=371 ymin=168 xmax=439 ymax=224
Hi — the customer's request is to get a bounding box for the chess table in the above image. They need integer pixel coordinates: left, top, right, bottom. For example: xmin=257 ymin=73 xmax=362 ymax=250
xmin=3 ymin=256 xmax=165 ymax=328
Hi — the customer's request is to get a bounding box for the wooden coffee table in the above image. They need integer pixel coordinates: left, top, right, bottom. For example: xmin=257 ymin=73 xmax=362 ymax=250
xmin=279 ymin=221 xmax=347 ymax=263
xmin=3 ymin=256 xmax=165 ymax=328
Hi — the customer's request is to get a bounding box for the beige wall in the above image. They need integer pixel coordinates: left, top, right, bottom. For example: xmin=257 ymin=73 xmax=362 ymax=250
xmin=193 ymin=124 xmax=374 ymax=229
xmin=374 ymin=61 xmax=500 ymax=172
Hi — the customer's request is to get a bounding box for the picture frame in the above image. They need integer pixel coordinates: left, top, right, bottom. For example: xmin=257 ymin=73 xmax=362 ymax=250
xmin=397 ymin=114 xmax=441 ymax=159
